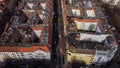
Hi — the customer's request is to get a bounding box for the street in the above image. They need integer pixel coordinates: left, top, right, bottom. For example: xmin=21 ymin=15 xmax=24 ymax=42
xmin=51 ymin=0 xmax=59 ymax=67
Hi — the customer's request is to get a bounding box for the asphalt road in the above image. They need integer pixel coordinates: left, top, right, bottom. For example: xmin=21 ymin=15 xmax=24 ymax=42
xmin=51 ymin=0 xmax=59 ymax=64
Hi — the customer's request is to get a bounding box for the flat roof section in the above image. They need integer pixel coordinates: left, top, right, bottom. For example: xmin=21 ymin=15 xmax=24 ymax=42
xmin=71 ymin=9 xmax=81 ymax=16
xmin=66 ymin=6 xmax=82 ymax=17
xmin=86 ymin=8 xmax=96 ymax=17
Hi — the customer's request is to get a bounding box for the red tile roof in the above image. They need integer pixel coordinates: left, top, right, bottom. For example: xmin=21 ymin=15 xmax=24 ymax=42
xmin=0 ymin=46 xmax=50 ymax=52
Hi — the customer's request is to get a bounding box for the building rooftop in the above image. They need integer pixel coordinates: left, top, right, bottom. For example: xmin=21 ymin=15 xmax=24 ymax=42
xmin=68 ymin=18 xmax=102 ymax=32
xmin=65 ymin=0 xmax=104 ymax=18
xmin=0 ymin=45 xmax=50 ymax=52
xmin=61 ymin=0 xmax=118 ymax=55
xmin=0 ymin=0 xmax=52 ymax=48
xmin=23 ymin=0 xmax=50 ymax=10
xmin=67 ymin=33 xmax=113 ymax=52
